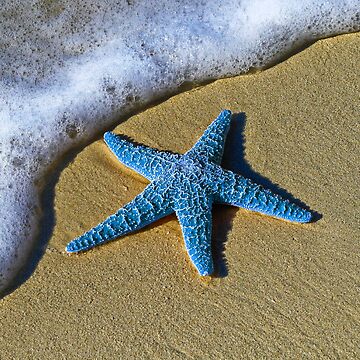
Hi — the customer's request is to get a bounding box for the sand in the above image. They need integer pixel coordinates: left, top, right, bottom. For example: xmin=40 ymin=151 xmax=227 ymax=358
xmin=0 ymin=33 xmax=359 ymax=359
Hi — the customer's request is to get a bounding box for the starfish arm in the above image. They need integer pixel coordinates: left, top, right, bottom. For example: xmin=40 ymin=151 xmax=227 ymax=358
xmin=175 ymin=193 xmax=214 ymax=276
xmin=104 ymin=132 xmax=181 ymax=181
xmin=66 ymin=181 xmax=173 ymax=253
xmin=216 ymin=171 xmax=312 ymax=223
xmin=186 ymin=110 xmax=232 ymax=164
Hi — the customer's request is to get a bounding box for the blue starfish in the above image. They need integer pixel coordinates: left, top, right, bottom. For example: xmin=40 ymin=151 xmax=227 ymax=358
xmin=66 ymin=110 xmax=312 ymax=276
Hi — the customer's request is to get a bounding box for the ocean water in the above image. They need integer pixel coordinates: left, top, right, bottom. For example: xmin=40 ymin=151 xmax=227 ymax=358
xmin=0 ymin=0 xmax=359 ymax=293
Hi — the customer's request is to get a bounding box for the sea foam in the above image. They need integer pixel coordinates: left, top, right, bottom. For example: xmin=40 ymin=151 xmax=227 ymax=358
xmin=0 ymin=0 xmax=358 ymax=293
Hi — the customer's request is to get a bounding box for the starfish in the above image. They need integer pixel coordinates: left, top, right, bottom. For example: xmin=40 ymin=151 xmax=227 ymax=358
xmin=66 ymin=110 xmax=312 ymax=276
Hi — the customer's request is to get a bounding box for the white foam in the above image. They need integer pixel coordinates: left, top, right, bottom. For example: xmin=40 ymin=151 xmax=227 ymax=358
xmin=0 ymin=0 xmax=358 ymax=292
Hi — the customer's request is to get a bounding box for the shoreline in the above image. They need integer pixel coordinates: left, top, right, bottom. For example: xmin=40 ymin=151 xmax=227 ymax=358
xmin=1 ymin=33 xmax=359 ymax=359
xmin=2 ymin=32 xmax=340 ymax=297
xmin=1 ymin=29 xmax=359 ymax=296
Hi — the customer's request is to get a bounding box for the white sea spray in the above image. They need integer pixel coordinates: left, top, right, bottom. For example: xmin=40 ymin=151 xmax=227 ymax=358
xmin=0 ymin=0 xmax=359 ymax=292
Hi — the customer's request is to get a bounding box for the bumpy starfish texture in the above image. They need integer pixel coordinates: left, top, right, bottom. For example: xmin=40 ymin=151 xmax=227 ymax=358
xmin=66 ymin=110 xmax=312 ymax=276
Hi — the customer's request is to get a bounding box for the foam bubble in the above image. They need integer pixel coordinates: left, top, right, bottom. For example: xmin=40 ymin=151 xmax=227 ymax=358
xmin=0 ymin=0 xmax=358 ymax=292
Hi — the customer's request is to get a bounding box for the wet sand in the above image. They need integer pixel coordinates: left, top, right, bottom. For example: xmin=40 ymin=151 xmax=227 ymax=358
xmin=0 ymin=33 xmax=359 ymax=359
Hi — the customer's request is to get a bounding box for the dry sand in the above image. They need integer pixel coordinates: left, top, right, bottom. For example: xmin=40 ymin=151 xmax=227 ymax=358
xmin=0 ymin=33 xmax=359 ymax=359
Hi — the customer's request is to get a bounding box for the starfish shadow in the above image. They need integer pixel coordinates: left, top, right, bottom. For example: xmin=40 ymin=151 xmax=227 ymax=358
xmin=212 ymin=204 xmax=235 ymax=277
xmin=211 ymin=112 xmax=320 ymax=278
xmin=223 ymin=113 xmax=320 ymax=217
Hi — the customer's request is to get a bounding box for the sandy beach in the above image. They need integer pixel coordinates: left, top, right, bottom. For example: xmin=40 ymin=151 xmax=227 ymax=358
xmin=0 ymin=33 xmax=359 ymax=359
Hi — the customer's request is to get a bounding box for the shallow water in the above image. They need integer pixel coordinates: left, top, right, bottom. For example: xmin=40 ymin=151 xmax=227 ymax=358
xmin=0 ymin=0 xmax=359 ymax=293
